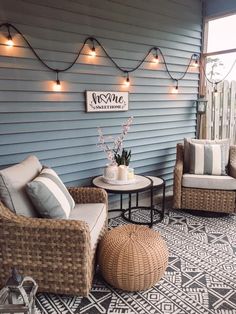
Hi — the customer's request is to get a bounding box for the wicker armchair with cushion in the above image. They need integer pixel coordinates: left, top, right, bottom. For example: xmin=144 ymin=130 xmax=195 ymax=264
xmin=0 ymin=156 xmax=108 ymax=296
xmin=173 ymin=139 xmax=236 ymax=213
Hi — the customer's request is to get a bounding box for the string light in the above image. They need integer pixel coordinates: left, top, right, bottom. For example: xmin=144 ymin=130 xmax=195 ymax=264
xmin=6 ymin=25 xmax=13 ymax=47
xmin=90 ymin=40 xmax=96 ymax=57
xmin=6 ymin=34 xmax=13 ymax=47
xmin=172 ymin=80 xmax=179 ymax=94
xmin=192 ymin=54 xmax=199 ymax=68
xmin=124 ymin=72 xmax=130 ymax=86
xmin=0 ymin=22 xmax=206 ymax=94
xmin=192 ymin=59 xmax=199 ymax=68
xmin=53 ymin=71 xmax=61 ymax=91
xmin=153 ymin=49 xmax=159 ymax=64
xmin=213 ymin=83 xmax=218 ymax=95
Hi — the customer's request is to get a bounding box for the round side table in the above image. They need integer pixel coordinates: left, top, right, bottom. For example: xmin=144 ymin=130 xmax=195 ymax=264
xmin=92 ymin=175 xmax=165 ymax=226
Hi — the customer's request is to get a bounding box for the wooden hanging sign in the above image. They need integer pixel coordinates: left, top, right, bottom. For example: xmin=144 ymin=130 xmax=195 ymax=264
xmin=86 ymin=91 xmax=129 ymax=112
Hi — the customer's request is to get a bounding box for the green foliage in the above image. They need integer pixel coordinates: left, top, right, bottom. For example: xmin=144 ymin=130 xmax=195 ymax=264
xmin=114 ymin=149 xmax=131 ymax=166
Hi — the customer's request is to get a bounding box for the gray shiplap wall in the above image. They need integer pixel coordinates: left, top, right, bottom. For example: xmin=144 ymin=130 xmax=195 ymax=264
xmin=0 ymin=0 xmax=202 ymax=187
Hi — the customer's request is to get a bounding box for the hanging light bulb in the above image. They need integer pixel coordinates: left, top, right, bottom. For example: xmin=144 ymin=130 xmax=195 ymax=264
xmin=153 ymin=49 xmax=159 ymax=64
xmin=6 ymin=25 xmax=14 ymax=47
xmin=90 ymin=46 xmax=96 ymax=57
xmin=213 ymin=83 xmax=218 ymax=96
xmin=172 ymin=80 xmax=179 ymax=94
xmin=192 ymin=54 xmax=199 ymax=68
xmin=90 ymin=40 xmax=96 ymax=57
xmin=124 ymin=72 xmax=130 ymax=86
xmin=6 ymin=34 xmax=14 ymax=47
xmin=193 ymin=59 xmax=199 ymax=68
xmin=53 ymin=71 xmax=61 ymax=91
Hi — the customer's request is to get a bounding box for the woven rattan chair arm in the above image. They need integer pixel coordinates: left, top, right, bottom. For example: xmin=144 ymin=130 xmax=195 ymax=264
xmin=0 ymin=202 xmax=90 ymax=236
xmin=176 ymin=143 xmax=184 ymax=163
xmin=173 ymin=143 xmax=184 ymax=209
xmin=229 ymin=145 xmax=236 ymax=178
xmin=68 ymin=187 xmax=108 ymax=205
xmin=2 ymin=218 xmax=90 ymax=246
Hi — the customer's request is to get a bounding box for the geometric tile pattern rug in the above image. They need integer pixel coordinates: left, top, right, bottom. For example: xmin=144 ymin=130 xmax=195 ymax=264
xmin=36 ymin=208 xmax=236 ymax=314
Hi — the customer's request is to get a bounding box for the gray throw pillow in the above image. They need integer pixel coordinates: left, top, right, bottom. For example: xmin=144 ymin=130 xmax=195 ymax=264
xmin=26 ymin=168 xmax=75 ymax=219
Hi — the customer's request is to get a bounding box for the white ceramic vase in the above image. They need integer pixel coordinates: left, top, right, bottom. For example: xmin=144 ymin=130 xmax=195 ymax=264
xmin=117 ymin=165 xmax=128 ymax=181
xmin=103 ymin=164 xmax=118 ymax=180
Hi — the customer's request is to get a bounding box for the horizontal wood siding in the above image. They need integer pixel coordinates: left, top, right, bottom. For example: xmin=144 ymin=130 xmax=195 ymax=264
xmin=0 ymin=0 xmax=201 ymax=188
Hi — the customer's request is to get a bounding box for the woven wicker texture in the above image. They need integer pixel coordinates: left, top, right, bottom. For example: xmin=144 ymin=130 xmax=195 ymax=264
xmin=98 ymin=224 xmax=168 ymax=292
xmin=173 ymin=143 xmax=184 ymax=209
xmin=173 ymin=143 xmax=236 ymax=213
xmin=182 ymin=187 xmax=235 ymax=213
xmin=229 ymin=145 xmax=236 ymax=178
xmin=0 ymin=187 xmax=108 ymax=296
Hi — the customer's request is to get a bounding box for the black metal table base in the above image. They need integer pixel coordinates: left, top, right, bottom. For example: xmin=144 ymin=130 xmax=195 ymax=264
xmin=122 ymin=206 xmax=164 ymax=227
xmin=121 ymin=178 xmax=165 ymax=227
xmin=93 ymin=175 xmax=166 ymax=227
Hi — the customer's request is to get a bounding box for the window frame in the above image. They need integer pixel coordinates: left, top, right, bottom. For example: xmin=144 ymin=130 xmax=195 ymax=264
xmin=200 ymin=14 xmax=236 ymax=95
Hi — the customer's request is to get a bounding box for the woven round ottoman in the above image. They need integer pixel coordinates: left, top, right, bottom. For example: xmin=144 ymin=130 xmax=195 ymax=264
xmin=98 ymin=224 xmax=168 ymax=291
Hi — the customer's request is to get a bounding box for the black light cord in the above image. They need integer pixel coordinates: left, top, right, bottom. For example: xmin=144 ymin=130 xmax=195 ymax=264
xmin=2 ymin=23 xmax=56 ymax=72
xmin=1 ymin=22 xmax=201 ymax=85
xmin=157 ymin=49 xmax=197 ymax=83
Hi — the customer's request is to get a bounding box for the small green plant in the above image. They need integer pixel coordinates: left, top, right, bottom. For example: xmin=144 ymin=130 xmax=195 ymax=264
xmin=114 ymin=148 xmax=131 ymax=166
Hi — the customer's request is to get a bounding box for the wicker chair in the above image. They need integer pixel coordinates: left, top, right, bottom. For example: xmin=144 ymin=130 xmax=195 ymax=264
xmin=173 ymin=143 xmax=236 ymax=213
xmin=0 ymin=187 xmax=108 ymax=296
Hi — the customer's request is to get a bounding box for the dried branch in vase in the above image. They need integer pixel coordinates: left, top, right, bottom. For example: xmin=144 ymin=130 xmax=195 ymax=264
xmin=97 ymin=116 xmax=133 ymax=164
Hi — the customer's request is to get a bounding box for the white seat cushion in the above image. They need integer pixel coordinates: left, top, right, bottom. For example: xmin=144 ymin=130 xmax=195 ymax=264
xmin=69 ymin=203 xmax=106 ymax=250
xmin=182 ymin=174 xmax=236 ymax=190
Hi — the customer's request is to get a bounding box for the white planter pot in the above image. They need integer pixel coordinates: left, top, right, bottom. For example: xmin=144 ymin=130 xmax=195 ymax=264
xmin=103 ymin=164 xmax=118 ymax=180
xmin=117 ymin=165 xmax=128 ymax=181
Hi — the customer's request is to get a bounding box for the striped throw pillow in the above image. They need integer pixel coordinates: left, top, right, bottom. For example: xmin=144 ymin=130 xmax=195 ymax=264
xmin=26 ymin=168 xmax=75 ymax=219
xmin=189 ymin=143 xmax=224 ymax=175
xmin=184 ymin=138 xmax=230 ymax=174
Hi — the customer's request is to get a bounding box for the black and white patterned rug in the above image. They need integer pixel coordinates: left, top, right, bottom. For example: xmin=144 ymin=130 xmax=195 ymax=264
xmin=36 ymin=207 xmax=236 ymax=314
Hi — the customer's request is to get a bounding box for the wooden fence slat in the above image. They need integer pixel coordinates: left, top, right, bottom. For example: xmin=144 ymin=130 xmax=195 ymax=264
xmin=205 ymin=80 xmax=236 ymax=144
xmin=214 ymin=85 xmax=221 ymax=140
xmin=229 ymin=81 xmax=236 ymax=144
xmin=222 ymin=81 xmax=229 ymax=139
xmin=206 ymin=84 xmax=212 ymax=139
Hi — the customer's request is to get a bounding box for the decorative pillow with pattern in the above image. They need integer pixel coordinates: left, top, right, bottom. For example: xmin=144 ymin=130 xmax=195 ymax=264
xmin=26 ymin=168 xmax=75 ymax=219
xmin=189 ymin=143 xmax=226 ymax=175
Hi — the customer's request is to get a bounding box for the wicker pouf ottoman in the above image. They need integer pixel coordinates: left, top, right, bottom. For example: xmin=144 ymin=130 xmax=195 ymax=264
xmin=98 ymin=224 xmax=168 ymax=291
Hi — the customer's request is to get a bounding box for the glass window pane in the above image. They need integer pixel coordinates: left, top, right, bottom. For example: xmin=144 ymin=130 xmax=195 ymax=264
xmin=207 ymin=14 xmax=236 ymax=53
xmin=206 ymin=52 xmax=236 ymax=82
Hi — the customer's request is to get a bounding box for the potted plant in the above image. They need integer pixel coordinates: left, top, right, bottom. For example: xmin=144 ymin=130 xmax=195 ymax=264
xmin=114 ymin=148 xmax=131 ymax=166
xmin=97 ymin=117 xmax=133 ymax=181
